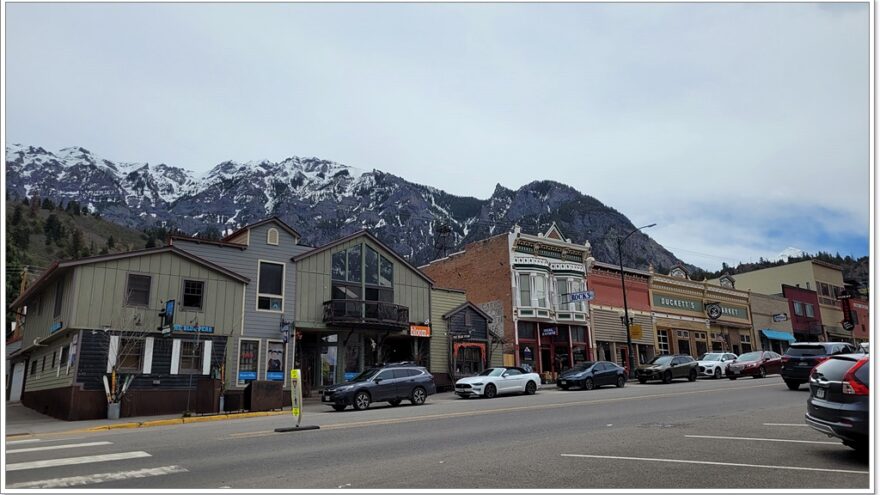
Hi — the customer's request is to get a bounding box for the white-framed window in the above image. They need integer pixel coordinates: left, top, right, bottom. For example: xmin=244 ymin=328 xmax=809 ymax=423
xmin=267 ymin=228 xmax=279 ymax=246
xmin=182 ymin=280 xmax=205 ymax=311
xmin=676 ymin=330 xmax=689 ymax=338
xmin=741 ymin=334 xmax=751 ymax=343
xmin=805 ymin=304 xmax=815 ymax=318
xmin=237 ymin=339 xmax=261 ymax=386
xmin=534 ymin=276 xmax=547 ymax=308
xmin=256 ymin=261 xmax=285 ymax=312
xmin=125 ymin=273 xmax=151 ymax=307
xmin=118 ymin=338 xmax=145 ymax=373
xmin=793 ymin=301 xmax=804 ymax=316
xmin=518 ymin=273 xmax=531 ymax=306
xmin=178 ymin=341 xmax=202 ymax=374
xmin=517 ymin=272 xmax=548 ymax=308
xmin=657 ymin=331 xmax=670 ymax=354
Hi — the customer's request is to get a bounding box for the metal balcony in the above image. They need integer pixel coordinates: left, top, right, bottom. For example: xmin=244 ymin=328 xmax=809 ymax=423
xmin=322 ymin=300 xmax=410 ymax=329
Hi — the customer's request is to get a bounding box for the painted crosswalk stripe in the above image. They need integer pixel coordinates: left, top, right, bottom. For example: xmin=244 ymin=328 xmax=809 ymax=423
xmin=6 ymin=438 xmax=41 ymax=446
xmin=7 ymin=441 xmax=113 ymax=454
xmin=7 ymin=465 xmax=188 ymax=488
xmin=6 ymin=451 xmax=152 ymax=471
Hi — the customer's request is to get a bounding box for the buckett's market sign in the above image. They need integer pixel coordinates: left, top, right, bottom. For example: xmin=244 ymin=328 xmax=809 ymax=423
xmin=653 ymin=294 xmax=749 ymax=320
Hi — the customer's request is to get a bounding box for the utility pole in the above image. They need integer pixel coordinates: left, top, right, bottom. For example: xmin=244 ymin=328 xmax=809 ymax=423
xmin=616 ymin=224 xmax=657 ymax=379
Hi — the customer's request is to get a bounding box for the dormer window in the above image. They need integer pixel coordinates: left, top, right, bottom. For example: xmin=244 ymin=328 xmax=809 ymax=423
xmin=267 ymin=228 xmax=279 ymax=246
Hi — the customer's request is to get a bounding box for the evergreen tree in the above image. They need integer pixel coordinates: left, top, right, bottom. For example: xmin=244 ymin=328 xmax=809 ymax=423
xmin=44 ymin=214 xmax=63 ymax=244
xmin=11 ymin=225 xmax=30 ymax=250
xmin=41 ymin=198 xmax=55 ymax=210
xmin=11 ymin=205 xmax=23 ymax=226
xmin=68 ymin=228 xmax=84 ymax=259
xmin=106 ymin=235 xmax=116 ymax=250
xmin=144 ymin=235 xmax=157 ymax=248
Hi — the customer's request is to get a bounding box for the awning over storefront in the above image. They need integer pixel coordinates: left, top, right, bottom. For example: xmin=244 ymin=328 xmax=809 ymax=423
xmin=825 ymin=327 xmax=851 ymax=340
xmin=760 ymin=329 xmax=796 ymax=342
xmin=654 ymin=317 xmax=708 ymax=333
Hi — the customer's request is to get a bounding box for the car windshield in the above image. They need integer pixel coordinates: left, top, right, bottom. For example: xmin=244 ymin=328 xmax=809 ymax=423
xmin=574 ymin=362 xmax=596 ymax=371
xmin=698 ymin=353 xmax=723 ymax=361
xmin=785 ymin=345 xmax=825 ymax=357
xmin=650 ymin=356 xmax=673 ymax=365
xmin=478 ymin=368 xmax=506 ymax=377
xmin=349 ymin=368 xmax=380 ymax=382
xmin=737 ymin=352 xmax=762 ymax=361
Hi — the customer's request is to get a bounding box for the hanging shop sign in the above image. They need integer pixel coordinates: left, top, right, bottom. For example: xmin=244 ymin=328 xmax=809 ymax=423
xmin=772 ymin=313 xmax=789 ymax=322
xmin=173 ymin=324 xmax=214 ymax=334
xmin=409 ymin=325 xmax=431 ymax=337
xmin=541 ymin=327 xmax=558 ymax=337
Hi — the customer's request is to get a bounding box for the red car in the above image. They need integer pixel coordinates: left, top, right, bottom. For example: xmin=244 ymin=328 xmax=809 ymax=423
xmin=726 ymin=351 xmax=783 ymax=379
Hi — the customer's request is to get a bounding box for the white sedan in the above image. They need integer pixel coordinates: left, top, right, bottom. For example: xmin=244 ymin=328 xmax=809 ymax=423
xmin=696 ymin=352 xmax=738 ymax=379
xmin=454 ymin=367 xmax=541 ymax=398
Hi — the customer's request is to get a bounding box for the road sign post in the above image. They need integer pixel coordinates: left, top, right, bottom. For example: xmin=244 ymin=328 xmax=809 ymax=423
xmin=274 ymin=368 xmax=319 ymax=433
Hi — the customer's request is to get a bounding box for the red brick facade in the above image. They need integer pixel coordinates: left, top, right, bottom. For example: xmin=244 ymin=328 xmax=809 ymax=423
xmin=850 ymin=298 xmax=869 ymax=342
xmin=420 ymin=234 xmax=515 ymax=354
xmin=782 ymin=284 xmax=824 ymax=341
xmin=589 ymin=267 xmax=651 ymax=311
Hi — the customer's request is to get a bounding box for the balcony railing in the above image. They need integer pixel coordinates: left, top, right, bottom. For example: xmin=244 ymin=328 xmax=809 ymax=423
xmin=322 ymin=300 xmax=410 ymax=329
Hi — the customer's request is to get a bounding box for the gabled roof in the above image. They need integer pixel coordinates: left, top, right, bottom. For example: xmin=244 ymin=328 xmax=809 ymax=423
xmin=544 ymin=222 xmax=566 ymax=241
xmin=292 ymin=230 xmax=434 ymax=285
xmin=168 ymin=236 xmax=247 ymax=250
xmin=442 ymin=301 xmax=494 ymax=323
xmin=222 ymin=217 xmax=301 ymax=243
xmin=9 ymin=246 xmax=250 ymax=310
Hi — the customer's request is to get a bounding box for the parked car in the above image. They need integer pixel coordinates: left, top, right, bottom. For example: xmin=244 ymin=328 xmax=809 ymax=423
xmin=557 ymin=361 xmax=627 ymax=390
xmin=781 ymin=342 xmax=860 ymax=390
xmin=726 ymin=351 xmax=782 ymax=379
xmin=321 ymin=362 xmax=436 ymax=411
xmin=455 ymin=367 xmax=540 ymax=398
xmin=696 ymin=352 xmax=738 ymax=379
xmin=636 ymin=355 xmax=698 ymax=384
xmin=859 ymin=342 xmax=869 ymax=354
xmin=805 ymin=353 xmax=869 ymax=452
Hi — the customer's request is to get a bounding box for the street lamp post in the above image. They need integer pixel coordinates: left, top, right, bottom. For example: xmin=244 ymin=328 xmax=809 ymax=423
xmin=617 ymin=223 xmax=656 ymax=379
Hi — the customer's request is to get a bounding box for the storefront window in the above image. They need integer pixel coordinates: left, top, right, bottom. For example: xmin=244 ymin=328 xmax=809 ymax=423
xmin=571 ymin=326 xmax=587 ymax=343
xmin=573 ymin=346 xmax=586 ymax=364
xmin=322 ymin=335 xmax=337 ymax=386
xmin=456 ymin=346 xmax=484 ymax=376
xmin=517 ymin=321 xmax=537 ymax=340
xmin=597 ymin=341 xmax=613 ymax=362
xmin=238 ymin=340 xmax=259 ymax=385
xmin=266 ymin=341 xmax=285 ymax=381
xmin=553 ymin=326 xmax=570 ymax=343
xmin=519 ymin=344 xmax=536 ymax=368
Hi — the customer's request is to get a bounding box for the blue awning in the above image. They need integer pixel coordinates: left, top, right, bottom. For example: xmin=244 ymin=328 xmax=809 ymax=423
xmin=761 ymin=329 xmax=796 ymax=342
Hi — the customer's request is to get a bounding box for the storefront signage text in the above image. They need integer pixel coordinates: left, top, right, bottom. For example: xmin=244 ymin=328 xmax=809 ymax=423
xmin=541 ymin=327 xmax=558 ymax=336
xmin=238 ymin=371 xmax=257 ymax=381
xmin=719 ymin=305 xmax=748 ymax=320
xmin=410 ymin=325 xmax=431 ymax=337
xmin=772 ymin=313 xmax=789 ymax=322
xmin=173 ymin=324 xmax=214 ymax=334
xmin=653 ymin=294 xmax=703 ymax=312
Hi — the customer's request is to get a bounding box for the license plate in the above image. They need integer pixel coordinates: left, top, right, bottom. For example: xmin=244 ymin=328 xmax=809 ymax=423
xmin=816 ymin=388 xmax=826 ymax=399
xmin=322 ymin=395 xmax=330 ymax=402
xmin=733 ymin=369 xmax=740 ymax=374
xmin=799 ymin=361 xmax=811 ymax=366
xmin=560 ymin=380 xmax=567 ymax=385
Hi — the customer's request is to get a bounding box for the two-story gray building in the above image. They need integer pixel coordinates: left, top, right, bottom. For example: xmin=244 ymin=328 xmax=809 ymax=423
xmin=170 ymin=217 xmax=311 ymax=408
xmin=7 ymin=246 xmax=248 ymax=420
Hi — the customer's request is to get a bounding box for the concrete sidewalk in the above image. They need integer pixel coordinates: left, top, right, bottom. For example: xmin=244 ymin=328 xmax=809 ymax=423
xmin=3 ymin=399 xmax=331 ymax=438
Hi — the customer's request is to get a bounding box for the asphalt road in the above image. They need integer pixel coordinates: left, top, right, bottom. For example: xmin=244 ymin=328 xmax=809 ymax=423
xmin=4 ymin=376 xmax=871 ymax=490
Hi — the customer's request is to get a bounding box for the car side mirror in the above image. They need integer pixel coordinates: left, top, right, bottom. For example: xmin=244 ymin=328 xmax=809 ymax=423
xmin=374 ymin=378 xmax=383 ymax=384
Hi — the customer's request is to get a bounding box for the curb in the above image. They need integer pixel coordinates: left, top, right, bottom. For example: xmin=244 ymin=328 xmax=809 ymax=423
xmin=12 ymin=410 xmax=291 ymax=435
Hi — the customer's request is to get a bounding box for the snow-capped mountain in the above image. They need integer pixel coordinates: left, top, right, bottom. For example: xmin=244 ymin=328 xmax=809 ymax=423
xmin=776 ymin=247 xmax=807 ymax=262
xmin=5 ymin=144 xmax=685 ymax=268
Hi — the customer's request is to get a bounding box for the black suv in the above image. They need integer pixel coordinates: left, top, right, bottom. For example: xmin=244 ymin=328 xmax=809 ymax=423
xmin=781 ymin=342 xmax=859 ymax=391
xmin=321 ymin=363 xmax=437 ymax=411
xmin=636 ymin=354 xmax=698 ymax=384
xmin=805 ymin=353 xmax=869 ymax=452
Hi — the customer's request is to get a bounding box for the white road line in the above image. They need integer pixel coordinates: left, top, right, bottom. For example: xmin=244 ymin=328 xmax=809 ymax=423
xmin=6 ymin=451 xmax=152 ymax=471
xmin=763 ymin=423 xmax=809 ymax=427
xmin=6 ymin=438 xmax=41 ymax=446
xmin=560 ymin=454 xmax=869 ymax=475
xmin=7 ymin=465 xmax=188 ymax=488
xmin=7 ymin=441 xmax=113 ymax=454
xmin=684 ymin=434 xmax=839 ymax=445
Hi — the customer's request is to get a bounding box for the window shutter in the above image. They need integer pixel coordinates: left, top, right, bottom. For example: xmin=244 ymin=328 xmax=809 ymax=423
xmin=170 ymin=339 xmax=181 ymax=374
xmin=143 ymin=337 xmax=154 ymax=374
xmin=202 ymin=341 xmax=213 ymax=375
xmin=106 ymin=335 xmax=119 ymax=373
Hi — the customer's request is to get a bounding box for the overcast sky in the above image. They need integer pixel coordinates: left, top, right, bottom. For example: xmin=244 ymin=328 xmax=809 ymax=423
xmin=5 ymin=3 xmax=870 ymax=270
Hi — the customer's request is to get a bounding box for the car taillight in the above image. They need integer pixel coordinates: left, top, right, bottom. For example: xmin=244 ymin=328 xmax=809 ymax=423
xmin=842 ymin=358 xmax=869 ymax=396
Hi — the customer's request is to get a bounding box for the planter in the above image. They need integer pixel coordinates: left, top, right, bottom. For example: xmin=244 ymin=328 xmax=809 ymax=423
xmin=107 ymin=402 xmax=121 ymax=420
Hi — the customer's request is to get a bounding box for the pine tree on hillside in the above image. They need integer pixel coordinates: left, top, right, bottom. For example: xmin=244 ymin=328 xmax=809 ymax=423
xmin=106 ymin=235 xmax=116 ymax=250
xmin=11 ymin=205 xmax=23 ymax=226
xmin=44 ymin=214 xmax=63 ymax=245
xmin=68 ymin=228 xmax=84 ymax=259
xmin=41 ymin=198 xmax=55 ymax=210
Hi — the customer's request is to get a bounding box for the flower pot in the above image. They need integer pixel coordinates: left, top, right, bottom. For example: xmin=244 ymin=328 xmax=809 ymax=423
xmin=107 ymin=402 xmax=121 ymax=420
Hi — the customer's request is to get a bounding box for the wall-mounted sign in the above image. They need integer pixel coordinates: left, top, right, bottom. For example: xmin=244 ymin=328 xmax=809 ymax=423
xmin=410 ymin=325 xmax=431 ymax=337
xmin=718 ymin=304 xmax=749 ymax=320
xmin=266 ymin=341 xmax=285 ymax=381
xmin=568 ymin=291 xmax=595 ymax=303
xmin=173 ymin=324 xmax=214 ymax=334
xmin=842 ymin=321 xmax=855 ymax=331
xmin=630 ymin=324 xmax=643 ymax=340
xmin=772 ymin=313 xmax=789 ymax=322
xmin=653 ymin=294 xmax=703 ymax=313
xmin=49 ymin=322 xmax=63 ymax=334
xmin=523 ymin=346 xmax=533 ymax=359
xmin=706 ymin=303 xmax=722 ymax=320
xmin=541 ymin=327 xmax=558 ymax=337
xmin=238 ymin=371 xmax=257 ymax=381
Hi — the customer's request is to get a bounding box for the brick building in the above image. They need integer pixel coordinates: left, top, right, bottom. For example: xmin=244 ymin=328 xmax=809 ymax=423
xmin=421 ymin=224 xmax=594 ymax=380
xmin=781 ymin=284 xmax=824 ymax=342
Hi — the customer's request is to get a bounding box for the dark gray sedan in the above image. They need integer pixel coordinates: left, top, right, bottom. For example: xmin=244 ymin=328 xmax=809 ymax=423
xmin=556 ymin=361 xmax=626 ymax=390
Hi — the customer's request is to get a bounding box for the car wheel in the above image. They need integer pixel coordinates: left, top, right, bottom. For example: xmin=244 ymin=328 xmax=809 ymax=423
xmin=525 ymin=381 xmax=537 ymax=395
xmin=714 ymin=368 xmax=722 ymax=379
xmin=754 ymin=366 xmax=766 ymax=379
xmin=410 ymin=387 xmax=427 ymax=405
xmin=785 ymin=380 xmax=800 ymax=391
xmin=638 ymin=377 xmax=647 ymax=384
xmin=662 ymin=371 xmax=672 ymax=384
xmin=388 ymin=399 xmax=401 ymax=407
xmin=688 ymin=369 xmax=697 ymax=382
xmin=616 ymin=376 xmax=626 ymax=388
xmin=484 ymin=384 xmax=497 ymax=399
xmin=332 ymin=405 xmax=347 ymax=412
xmin=584 ymin=378 xmax=594 ymax=390
xmin=353 ymin=391 xmax=371 ymax=411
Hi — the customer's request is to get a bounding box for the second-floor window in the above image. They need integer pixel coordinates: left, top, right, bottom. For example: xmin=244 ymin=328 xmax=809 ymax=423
xmin=793 ymin=301 xmax=804 ymax=316
xmin=182 ymin=280 xmax=205 ymax=310
xmin=257 ymin=261 xmax=284 ymax=312
xmin=518 ymin=273 xmax=548 ymax=308
xmin=53 ymin=279 xmax=65 ymax=317
xmin=126 ymin=274 xmax=151 ymax=307
xmin=804 ymin=303 xmax=815 ymax=318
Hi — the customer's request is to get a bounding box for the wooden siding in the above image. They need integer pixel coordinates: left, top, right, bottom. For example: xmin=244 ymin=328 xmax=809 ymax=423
xmin=591 ymin=308 xmax=655 ymax=345
xmin=19 ymin=272 xmax=75 ymax=351
xmin=76 ymin=330 xmax=228 ymax=392
xmin=296 ymin=236 xmax=431 ymax=329
xmin=68 ymin=251 xmax=245 ymax=336
xmin=173 ymin=225 xmax=311 ymax=339
xmin=22 ymin=332 xmax=77 ymax=392
xmin=428 ymin=289 xmax=467 ymax=374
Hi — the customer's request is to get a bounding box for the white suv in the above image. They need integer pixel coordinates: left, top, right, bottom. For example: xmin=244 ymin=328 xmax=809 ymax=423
xmin=696 ymin=352 xmax=738 ymax=379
